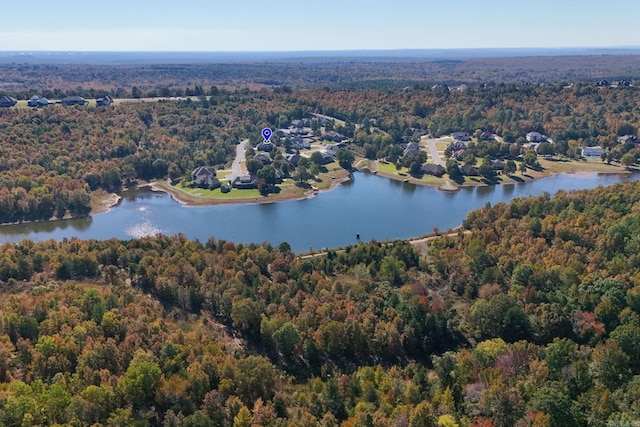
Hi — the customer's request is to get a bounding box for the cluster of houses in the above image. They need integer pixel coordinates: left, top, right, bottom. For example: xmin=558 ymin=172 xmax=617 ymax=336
xmin=437 ymin=127 xmax=638 ymax=166
xmin=595 ymin=79 xmax=632 ymax=88
xmin=258 ymin=117 xmax=349 ymax=166
xmin=400 ymin=130 xmax=515 ymax=178
xmin=444 ymin=130 xmax=549 ymax=163
xmin=444 ymin=131 xmax=496 ymax=161
xmin=191 ymin=166 xmax=258 ymax=192
xmin=0 ymin=95 xmax=113 ymax=108
xmin=524 ymin=130 xmax=638 ymax=159
xmin=189 ymin=116 xmax=351 ymax=191
xmin=190 ymin=165 xmax=272 ymax=192
xmin=582 ymin=134 xmax=640 ymax=158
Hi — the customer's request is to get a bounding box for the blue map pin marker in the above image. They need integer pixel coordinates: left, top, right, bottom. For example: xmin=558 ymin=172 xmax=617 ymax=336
xmin=262 ymin=127 xmax=272 ymax=142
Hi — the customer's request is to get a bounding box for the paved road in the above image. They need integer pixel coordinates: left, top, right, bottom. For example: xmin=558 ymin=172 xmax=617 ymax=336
xmin=312 ymin=113 xmax=346 ymax=127
xmin=298 ymin=228 xmax=470 ymax=259
xmin=227 ymin=139 xmax=249 ymax=182
xmin=423 ymin=137 xmax=446 ymax=166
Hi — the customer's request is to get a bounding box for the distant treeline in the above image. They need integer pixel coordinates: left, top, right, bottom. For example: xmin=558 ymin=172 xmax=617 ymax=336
xmin=0 ymin=85 xmax=219 ymax=102
xmin=1 ymin=54 xmax=640 ymax=93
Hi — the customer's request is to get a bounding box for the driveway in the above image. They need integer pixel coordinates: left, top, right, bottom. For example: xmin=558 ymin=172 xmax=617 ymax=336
xmin=227 ymin=139 xmax=249 ymax=182
xmin=423 ymin=137 xmax=446 ymax=166
xmin=312 ymin=113 xmax=346 ymax=127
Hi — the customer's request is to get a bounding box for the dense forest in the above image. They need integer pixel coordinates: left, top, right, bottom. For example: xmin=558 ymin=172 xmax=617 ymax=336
xmin=0 ymin=180 xmax=640 ymax=425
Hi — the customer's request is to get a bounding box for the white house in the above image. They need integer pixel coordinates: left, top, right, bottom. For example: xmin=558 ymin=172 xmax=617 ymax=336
xmin=526 ymin=132 xmax=547 ymax=143
xmin=582 ymin=146 xmax=604 ymax=158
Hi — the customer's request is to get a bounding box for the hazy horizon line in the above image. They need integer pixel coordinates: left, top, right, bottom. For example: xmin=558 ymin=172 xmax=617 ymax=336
xmin=2 ymin=46 xmax=640 ymax=53
xmin=2 ymin=47 xmax=640 ymax=65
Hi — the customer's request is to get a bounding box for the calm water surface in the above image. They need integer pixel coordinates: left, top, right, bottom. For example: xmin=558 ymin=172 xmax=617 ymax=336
xmin=0 ymin=172 xmax=637 ymax=252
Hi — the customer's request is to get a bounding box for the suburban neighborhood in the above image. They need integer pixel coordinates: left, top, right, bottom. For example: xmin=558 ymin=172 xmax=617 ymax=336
xmin=2 ymin=92 xmax=636 ymax=198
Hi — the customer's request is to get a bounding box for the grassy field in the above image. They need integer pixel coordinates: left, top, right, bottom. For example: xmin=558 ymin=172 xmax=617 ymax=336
xmin=435 ymin=142 xmax=448 ymax=154
xmin=376 ymin=161 xmax=446 ymax=185
xmin=177 ymin=182 xmax=262 ymax=200
xmin=539 ymin=157 xmax=627 ymax=173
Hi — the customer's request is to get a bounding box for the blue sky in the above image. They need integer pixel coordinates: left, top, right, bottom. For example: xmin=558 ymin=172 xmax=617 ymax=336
xmin=2 ymin=0 xmax=638 ymax=51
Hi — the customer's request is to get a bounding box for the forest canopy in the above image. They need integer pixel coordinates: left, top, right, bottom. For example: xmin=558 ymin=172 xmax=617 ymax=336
xmin=1 ymin=180 xmax=640 ymax=425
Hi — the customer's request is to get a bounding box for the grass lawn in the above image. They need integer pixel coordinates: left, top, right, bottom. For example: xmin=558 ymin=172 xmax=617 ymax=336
xmin=435 ymin=142 xmax=448 ymax=152
xmin=376 ymin=161 xmax=445 ymax=185
xmin=377 ymin=161 xmax=401 ymax=174
xmin=355 ymin=159 xmax=371 ymax=169
xmin=177 ymin=182 xmax=262 ymax=199
xmin=539 ymin=158 xmax=627 ymax=174
xmin=416 ymin=174 xmax=446 ymax=185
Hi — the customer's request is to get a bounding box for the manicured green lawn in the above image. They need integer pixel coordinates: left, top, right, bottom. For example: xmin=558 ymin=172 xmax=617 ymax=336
xmin=377 ymin=161 xmax=446 ymax=185
xmin=177 ymin=182 xmax=261 ymax=199
xmin=378 ymin=161 xmax=401 ymax=174
xmin=416 ymin=174 xmax=446 ymax=185
xmin=540 ymin=158 xmax=626 ymax=173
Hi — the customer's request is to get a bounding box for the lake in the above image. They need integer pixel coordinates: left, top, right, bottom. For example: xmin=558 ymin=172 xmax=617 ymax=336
xmin=0 ymin=172 xmax=637 ymax=253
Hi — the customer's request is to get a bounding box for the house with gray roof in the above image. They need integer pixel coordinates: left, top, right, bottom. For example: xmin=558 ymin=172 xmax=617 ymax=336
xmin=582 ymin=146 xmax=604 ymax=158
xmin=192 ymin=166 xmax=220 ymax=189
xmin=0 ymin=96 xmax=17 ymax=108
xmin=256 ymin=140 xmax=275 ymax=152
xmin=285 ymin=153 xmax=301 ymax=165
xmin=290 ymin=119 xmax=305 ymax=129
xmin=96 ymin=95 xmax=113 ymax=106
xmin=232 ymin=175 xmax=257 ymax=189
xmin=421 ymin=164 xmax=446 ymax=176
xmin=321 ymin=131 xmax=347 ymax=142
xmin=254 ymin=153 xmax=272 ymax=165
xmin=452 ymin=131 xmax=470 ymax=141
xmin=620 ymin=135 xmax=639 ymax=144
xmin=61 ymin=96 xmax=88 ymax=106
xmin=27 ymin=96 xmax=50 ymax=108
xmin=290 ymin=136 xmax=311 ymax=150
xmin=403 ymin=142 xmax=421 ymax=157
xmin=526 ymin=132 xmax=547 ymax=142
xmin=479 ymin=131 xmax=495 ymax=141
xmin=460 ymin=163 xmax=479 ymax=176
xmin=320 ymin=152 xmax=335 ymax=164
xmin=491 ymin=159 xmax=505 ymax=170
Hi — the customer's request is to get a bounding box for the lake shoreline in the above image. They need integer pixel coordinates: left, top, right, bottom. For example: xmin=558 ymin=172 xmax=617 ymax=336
xmin=367 ymin=158 xmax=632 ymax=192
xmin=2 ymin=160 xmax=632 ymax=230
xmin=94 ymin=162 xmax=632 ymax=211
xmin=1 ymin=172 xmax=637 ymax=251
xmin=144 ymin=171 xmax=353 ymax=207
xmin=91 ymin=191 xmax=122 ymax=215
